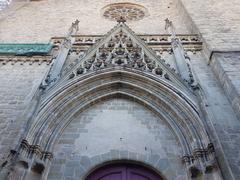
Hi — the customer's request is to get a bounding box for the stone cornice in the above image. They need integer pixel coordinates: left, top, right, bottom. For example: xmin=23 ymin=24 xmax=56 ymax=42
xmin=51 ymin=34 xmax=202 ymax=52
xmin=0 ymin=55 xmax=52 ymax=65
xmin=0 ymin=34 xmax=201 ymax=65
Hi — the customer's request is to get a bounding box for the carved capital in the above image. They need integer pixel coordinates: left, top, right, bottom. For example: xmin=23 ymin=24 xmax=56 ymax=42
xmin=20 ymin=139 xmax=53 ymax=162
xmin=0 ymin=140 xmax=54 ymax=180
xmin=182 ymin=143 xmax=217 ymax=177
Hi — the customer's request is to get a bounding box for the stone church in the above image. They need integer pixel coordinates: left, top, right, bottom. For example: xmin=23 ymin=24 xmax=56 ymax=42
xmin=0 ymin=0 xmax=239 ymax=179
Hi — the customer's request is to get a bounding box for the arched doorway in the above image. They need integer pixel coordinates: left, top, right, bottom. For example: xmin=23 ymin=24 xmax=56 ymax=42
xmin=86 ymin=163 xmax=163 ymax=180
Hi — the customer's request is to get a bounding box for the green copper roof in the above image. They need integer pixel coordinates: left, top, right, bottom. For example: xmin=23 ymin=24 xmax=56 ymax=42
xmin=0 ymin=43 xmax=53 ymax=55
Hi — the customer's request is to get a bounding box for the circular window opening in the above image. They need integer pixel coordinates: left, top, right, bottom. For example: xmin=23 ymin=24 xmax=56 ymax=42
xmin=101 ymin=2 xmax=149 ymax=22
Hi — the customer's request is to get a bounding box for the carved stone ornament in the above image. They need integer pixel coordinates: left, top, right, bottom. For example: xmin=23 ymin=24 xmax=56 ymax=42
xmin=101 ymin=2 xmax=148 ymax=22
xmin=51 ymin=34 xmax=202 ymax=54
xmin=182 ymin=143 xmax=217 ymax=178
xmin=0 ymin=139 xmax=53 ymax=180
xmin=66 ymin=25 xmax=175 ymax=84
xmin=0 ymin=55 xmax=52 ymax=65
xmin=19 ymin=139 xmax=53 ymax=161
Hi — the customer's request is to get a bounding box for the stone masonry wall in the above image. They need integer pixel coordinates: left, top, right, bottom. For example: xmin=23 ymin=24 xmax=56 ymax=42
xmin=0 ymin=0 xmax=190 ymax=43
xmin=0 ymin=0 xmax=240 ymax=179
xmin=2 ymin=0 xmax=240 ymax=51
xmin=48 ymin=98 xmax=187 ymax=180
xmin=211 ymin=52 xmax=240 ymax=119
xmin=0 ymin=62 xmax=48 ymax=165
xmin=188 ymin=51 xmax=240 ymax=180
xmin=178 ymin=0 xmax=240 ymax=179
xmin=177 ymin=0 xmax=240 ymax=125
xmin=179 ymin=0 xmax=240 ymax=52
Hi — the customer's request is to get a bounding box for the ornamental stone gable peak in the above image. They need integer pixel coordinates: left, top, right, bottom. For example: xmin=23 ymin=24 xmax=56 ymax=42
xmin=43 ymin=22 xmax=197 ymax=107
xmin=0 ymin=22 xmax=217 ymax=180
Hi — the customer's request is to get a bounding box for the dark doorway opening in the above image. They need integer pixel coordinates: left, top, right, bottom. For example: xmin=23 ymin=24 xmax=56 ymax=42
xmin=86 ymin=163 xmax=163 ymax=180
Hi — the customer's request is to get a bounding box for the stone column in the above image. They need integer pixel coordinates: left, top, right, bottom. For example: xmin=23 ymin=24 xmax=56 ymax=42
xmin=48 ymin=19 xmax=79 ymax=84
xmin=165 ymin=18 xmax=193 ymax=84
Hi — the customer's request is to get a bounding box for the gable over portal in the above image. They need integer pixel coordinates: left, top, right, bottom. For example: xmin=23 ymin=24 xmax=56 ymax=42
xmin=0 ymin=2 xmax=228 ymax=178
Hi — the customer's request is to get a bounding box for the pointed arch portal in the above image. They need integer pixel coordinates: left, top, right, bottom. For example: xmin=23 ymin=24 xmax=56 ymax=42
xmin=3 ymin=20 xmax=220 ymax=180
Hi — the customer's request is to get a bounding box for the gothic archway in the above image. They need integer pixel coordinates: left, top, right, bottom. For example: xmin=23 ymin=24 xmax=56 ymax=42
xmin=47 ymin=95 xmax=186 ymax=179
xmin=4 ymin=21 xmax=219 ymax=180
xmin=12 ymin=68 xmax=214 ymax=179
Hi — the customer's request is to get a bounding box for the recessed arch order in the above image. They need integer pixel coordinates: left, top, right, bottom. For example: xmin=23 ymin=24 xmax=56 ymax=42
xmin=26 ymin=68 xmax=210 ymax=160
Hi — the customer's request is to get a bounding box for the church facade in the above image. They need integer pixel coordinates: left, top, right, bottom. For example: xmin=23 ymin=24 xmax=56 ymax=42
xmin=0 ymin=0 xmax=239 ymax=180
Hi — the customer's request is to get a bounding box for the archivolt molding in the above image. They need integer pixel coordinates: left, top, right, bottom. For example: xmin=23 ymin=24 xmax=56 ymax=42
xmin=1 ymin=21 xmax=216 ymax=179
xmin=44 ymin=22 xmax=195 ymax=94
xmin=43 ymin=67 xmax=198 ymax=110
xmin=44 ymin=91 xmax=189 ymax=152
xmin=26 ymin=70 xmax=209 ymax=155
xmin=14 ymin=69 xmax=217 ymax=178
xmin=51 ymin=34 xmax=202 ymax=54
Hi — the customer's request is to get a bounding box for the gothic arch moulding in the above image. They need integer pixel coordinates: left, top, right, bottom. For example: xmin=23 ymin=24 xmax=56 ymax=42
xmin=5 ymin=21 xmax=220 ymax=180
xmin=20 ymin=69 xmax=216 ymax=178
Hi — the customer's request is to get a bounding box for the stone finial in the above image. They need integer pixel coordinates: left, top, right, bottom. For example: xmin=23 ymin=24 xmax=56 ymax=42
xmin=165 ymin=18 xmax=172 ymax=30
xmin=72 ymin=19 xmax=80 ymax=30
xmin=67 ymin=19 xmax=80 ymax=38
xmin=165 ymin=18 xmax=176 ymax=38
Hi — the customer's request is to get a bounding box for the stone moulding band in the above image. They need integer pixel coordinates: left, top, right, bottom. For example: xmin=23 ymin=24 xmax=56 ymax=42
xmin=0 ymin=55 xmax=52 ymax=65
xmin=52 ymin=34 xmax=202 ymax=52
xmin=0 ymin=34 xmax=202 ymax=65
